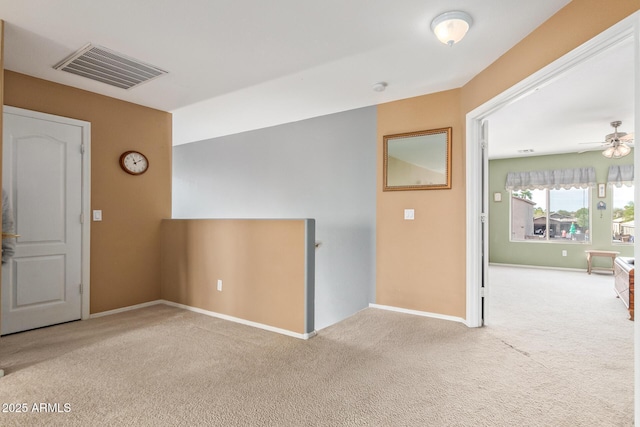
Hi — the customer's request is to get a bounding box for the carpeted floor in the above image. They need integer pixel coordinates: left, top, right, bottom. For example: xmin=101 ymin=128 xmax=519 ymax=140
xmin=0 ymin=266 xmax=633 ymax=426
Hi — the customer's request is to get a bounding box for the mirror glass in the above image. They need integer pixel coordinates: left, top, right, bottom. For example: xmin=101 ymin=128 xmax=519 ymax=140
xmin=383 ymin=127 xmax=452 ymax=191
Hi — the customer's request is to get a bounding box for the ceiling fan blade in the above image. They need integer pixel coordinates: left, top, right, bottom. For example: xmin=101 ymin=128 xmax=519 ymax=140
xmin=620 ymin=132 xmax=634 ymax=142
xmin=577 ymin=125 xmax=633 ymax=153
xmin=577 ymin=145 xmax=607 ymax=153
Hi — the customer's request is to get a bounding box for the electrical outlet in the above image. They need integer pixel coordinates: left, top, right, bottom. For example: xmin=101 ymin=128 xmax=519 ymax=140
xmin=217 ymin=279 xmax=222 ymax=291
xmin=562 ymin=250 xmax=567 ymax=257
xmin=404 ymin=209 xmax=415 ymax=220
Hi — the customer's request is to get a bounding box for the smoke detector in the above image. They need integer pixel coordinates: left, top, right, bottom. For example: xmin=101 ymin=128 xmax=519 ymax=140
xmin=372 ymin=82 xmax=388 ymax=92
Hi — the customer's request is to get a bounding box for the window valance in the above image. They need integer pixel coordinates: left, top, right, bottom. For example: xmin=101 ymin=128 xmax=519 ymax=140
xmin=505 ymin=167 xmax=596 ymax=191
xmin=607 ymin=164 xmax=634 ymax=187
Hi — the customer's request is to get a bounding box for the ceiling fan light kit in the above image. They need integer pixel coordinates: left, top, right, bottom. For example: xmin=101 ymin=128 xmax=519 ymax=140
xmin=602 ymin=143 xmax=631 ymax=159
xmin=600 ymin=120 xmax=633 ymax=159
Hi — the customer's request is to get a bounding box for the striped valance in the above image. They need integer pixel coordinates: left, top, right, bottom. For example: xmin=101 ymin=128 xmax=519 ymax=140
xmin=607 ymin=164 xmax=633 ymax=187
xmin=505 ymin=167 xmax=596 ymax=191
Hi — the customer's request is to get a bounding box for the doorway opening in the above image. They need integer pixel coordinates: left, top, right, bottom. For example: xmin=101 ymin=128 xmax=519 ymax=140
xmin=466 ymin=11 xmax=639 ymax=328
xmin=465 ymin=10 xmax=639 ymax=423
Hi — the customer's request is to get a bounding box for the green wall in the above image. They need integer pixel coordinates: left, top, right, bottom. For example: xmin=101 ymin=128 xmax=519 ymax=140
xmin=489 ymin=151 xmax=633 ymax=270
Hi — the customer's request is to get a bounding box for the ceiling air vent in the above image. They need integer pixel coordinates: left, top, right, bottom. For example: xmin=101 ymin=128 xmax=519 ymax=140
xmin=53 ymin=44 xmax=168 ymax=90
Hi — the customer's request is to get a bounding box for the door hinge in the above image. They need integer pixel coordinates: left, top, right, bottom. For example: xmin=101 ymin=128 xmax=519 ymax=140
xmin=480 ymin=287 xmax=485 ymax=297
xmin=480 ymin=213 xmax=487 ymax=223
xmin=81 ymin=143 xmax=85 ymax=155
xmin=80 ymin=213 xmax=84 ymax=224
xmin=79 ymin=283 xmax=83 ymax=295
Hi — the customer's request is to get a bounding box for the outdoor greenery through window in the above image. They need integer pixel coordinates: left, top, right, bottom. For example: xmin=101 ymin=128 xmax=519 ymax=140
xmin=612 ymin=184 xmax=634 ymax=243
xmin=511 ymin=187 xmax=590 ymax=242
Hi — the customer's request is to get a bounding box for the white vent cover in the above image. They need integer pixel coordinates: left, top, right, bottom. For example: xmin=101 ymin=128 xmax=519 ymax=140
xmin=54 ymin=44 xmax=168 ymax=90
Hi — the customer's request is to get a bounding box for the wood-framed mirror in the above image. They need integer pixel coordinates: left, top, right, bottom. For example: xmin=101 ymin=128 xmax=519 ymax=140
xmin=383 ymin=127 xmax=452 ymax=191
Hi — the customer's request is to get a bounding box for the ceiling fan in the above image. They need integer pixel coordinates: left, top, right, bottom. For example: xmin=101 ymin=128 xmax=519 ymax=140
xmin=580 ymin=120 xmax=634 ymax=158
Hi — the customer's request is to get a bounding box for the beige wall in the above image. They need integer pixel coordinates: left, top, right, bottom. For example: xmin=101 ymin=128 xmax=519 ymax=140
xmin=3 ymin=71 xmax=172 ymax=314
xmin=376 ymin=0 xmax=640 ymax=319
xmin=160 ymin=219 xmax=312 ymax=334
xmin=377 ymin=89 xmax=466 ymax=317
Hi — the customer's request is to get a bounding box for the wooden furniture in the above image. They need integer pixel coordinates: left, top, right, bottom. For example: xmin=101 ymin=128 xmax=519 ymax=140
xmin=614 ymin=257 xmax=634 ymax=321
xmin=585 ymin=250 xmax=619 ymax=274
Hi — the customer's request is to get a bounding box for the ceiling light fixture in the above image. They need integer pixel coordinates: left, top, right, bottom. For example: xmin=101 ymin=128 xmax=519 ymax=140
xmin=431 ymin=11 xmax=473 ymax=46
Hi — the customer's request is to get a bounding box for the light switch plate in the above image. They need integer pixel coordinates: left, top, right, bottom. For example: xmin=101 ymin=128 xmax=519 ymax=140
xmin=92 ymin=210 xmax=102 ymax=221
xmin=404 ymin=209 xmax=415 ymax=220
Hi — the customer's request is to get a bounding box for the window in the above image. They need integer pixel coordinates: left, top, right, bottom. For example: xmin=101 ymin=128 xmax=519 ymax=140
xmin=612 ymin=184 xmax=634 ymax=243
xmin=608 ymin=165 xmax=634 ymax=244
xmin=511 ymin=187 xmax=590 ymax=242
xmin=506 ymin=167 xmax=595 ymax=243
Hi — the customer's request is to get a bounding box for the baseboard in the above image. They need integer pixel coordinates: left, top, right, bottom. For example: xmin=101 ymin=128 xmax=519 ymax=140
xmin=161 ymin=300 xmax=316 ymax=340
xmin=369 ymin=303 xmax=467 ymax=326
xmin=89 ymin=299 xmax=316 ymax=340
xmin=489 ymin=262 xmax=585 ymax=272
xmin=89 ymin=300 xmax=165 ymax=318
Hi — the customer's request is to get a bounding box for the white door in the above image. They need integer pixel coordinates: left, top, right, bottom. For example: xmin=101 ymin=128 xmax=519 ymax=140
xmin=2 ymin=108 xmax=88 ymax=335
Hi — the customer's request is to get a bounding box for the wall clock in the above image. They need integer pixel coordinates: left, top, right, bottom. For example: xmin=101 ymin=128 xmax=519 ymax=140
xmin=119 ymin=151 xmax=149 ymax=175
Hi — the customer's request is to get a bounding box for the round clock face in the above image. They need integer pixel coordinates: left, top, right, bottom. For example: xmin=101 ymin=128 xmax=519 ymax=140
xmin=119 ymin=151 xmax=149 ymax=175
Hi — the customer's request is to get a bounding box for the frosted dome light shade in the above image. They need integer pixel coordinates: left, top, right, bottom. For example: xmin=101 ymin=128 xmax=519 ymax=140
xmin=431 ymin=11 xmax=473 ymax=46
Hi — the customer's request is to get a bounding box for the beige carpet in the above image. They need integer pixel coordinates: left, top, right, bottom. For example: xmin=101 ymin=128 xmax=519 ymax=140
xmin=0 ymin=266 xmax=633 ymax=426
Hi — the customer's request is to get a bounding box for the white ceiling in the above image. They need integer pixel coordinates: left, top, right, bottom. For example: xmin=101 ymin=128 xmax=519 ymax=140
xmin=0 ymin=0 xmax=575 ymax=147
xmin=487 ymin=34 xmax=635 ymax=159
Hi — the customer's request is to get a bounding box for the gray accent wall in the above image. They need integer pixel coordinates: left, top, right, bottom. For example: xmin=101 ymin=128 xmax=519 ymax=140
xmin=172 ymin=106 xmax=377 ymax=330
